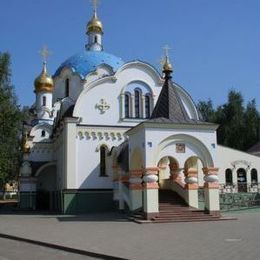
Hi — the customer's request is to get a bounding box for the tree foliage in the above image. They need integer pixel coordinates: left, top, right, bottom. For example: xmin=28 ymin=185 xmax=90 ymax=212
xmin=198 ymin=90 xmax=260 ymax=151
xmin=0 ymin=52 xmax=23 ymax=189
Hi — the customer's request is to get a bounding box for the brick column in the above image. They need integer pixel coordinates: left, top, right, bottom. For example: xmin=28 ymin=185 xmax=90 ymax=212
xmin=143 ymin=167 xmax=159 ymax=219
xmin=129 ymin=169 xmax=143 ymax=211
xmin=203 ymin=167 xmax=220 ymax=216
xmin=183 ymin=169 xmax=199 ymax=208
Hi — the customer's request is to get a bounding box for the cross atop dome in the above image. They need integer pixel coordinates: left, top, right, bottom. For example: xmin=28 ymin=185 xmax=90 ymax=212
xmin=162 ymin=44 xmax=173 ymax=77
xmin=86 ymin=0 xmax=104 ymax=51
xmin=39 ymin=45 xmax=52 ymax=65
xmin=91 ymin=0 xmax=100 ymax=14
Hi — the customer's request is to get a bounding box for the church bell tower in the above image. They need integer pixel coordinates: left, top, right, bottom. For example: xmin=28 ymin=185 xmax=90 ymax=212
xmin=34 ymin=46 xmax=54 ymax=122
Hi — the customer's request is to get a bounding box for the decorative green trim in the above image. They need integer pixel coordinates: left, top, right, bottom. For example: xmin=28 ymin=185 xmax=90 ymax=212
xmin=19 ymin=192 xmax=36 ymax=209
xmin=63 ymin=190 xmax=114 ymax=214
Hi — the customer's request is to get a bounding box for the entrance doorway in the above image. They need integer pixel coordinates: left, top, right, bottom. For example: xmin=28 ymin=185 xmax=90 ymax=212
xmin=36 ymin=164 xmax=57 ymax=211
xmin=237 ymin=168 xmax=247 ymax=192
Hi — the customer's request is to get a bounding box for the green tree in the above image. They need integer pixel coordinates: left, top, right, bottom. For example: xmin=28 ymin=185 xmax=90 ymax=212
xmin=243 ymin=99 xmax=260 ymax=150
xmin=197 ymin=90 xmax=260 ymax=151
xmin=0 ymin=52 xmax=23 ymax=195
xmin=197 ymin=99 xmax=215 ymax=122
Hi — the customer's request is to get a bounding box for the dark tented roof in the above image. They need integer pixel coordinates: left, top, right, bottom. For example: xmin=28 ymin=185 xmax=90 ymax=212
xmin=149 ymin=71 xmax=207 ymax=125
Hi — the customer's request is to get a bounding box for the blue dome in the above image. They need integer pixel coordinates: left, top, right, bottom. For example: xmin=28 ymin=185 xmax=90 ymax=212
xmin=54 ymin=51 xmax=124 ymax=79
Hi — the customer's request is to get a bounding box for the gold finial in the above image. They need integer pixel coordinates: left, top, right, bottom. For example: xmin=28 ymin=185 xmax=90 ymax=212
xmin=34 ymin=45 xmax=54 ymax=93
xmin=163 ymin=44 xmax=171 ymax=58
xmin=22 ymin=131 xmax=30 ymax=154
xmin=87 ymin=0 xmax=103 ymax=34
xmin=162 ymin=44 xmax=173 ymax=72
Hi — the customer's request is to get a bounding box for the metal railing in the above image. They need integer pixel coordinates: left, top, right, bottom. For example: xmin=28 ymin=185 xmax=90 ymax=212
xmin=219 ymin=182 xmax=260 ymax=194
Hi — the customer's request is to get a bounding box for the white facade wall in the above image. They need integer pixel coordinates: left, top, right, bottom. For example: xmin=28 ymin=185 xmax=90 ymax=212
xmin=73 ymin=63 xmax=163 ymax=126
xmin=143 ymin=126 xmax=217 ymax=168
xmin=216 ymin=145 xmax=260 ymax=184
xmin=76 ymin=126 xmax=129 ymax=189
xmin=53 ymin=69 xmax=83 ymax=103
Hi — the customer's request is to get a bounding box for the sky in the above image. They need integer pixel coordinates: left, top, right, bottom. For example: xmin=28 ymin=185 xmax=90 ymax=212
xmin=1 ymin=0 xmax=260 ymax=108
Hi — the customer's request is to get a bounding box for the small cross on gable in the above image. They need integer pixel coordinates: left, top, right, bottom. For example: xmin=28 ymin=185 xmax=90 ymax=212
xmin=96 ymin=99 xmax=110 ymax=114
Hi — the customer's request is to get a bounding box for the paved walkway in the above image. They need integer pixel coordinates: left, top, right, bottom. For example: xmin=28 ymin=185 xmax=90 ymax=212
xmin=0 ymin=237 xmax=96 ymax=260
xmin=0 ymin=211 xmax=260 ymax=260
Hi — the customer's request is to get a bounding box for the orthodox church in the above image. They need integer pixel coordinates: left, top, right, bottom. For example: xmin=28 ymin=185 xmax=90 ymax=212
xmin=19 ymin=4 xmax=260 ymax=221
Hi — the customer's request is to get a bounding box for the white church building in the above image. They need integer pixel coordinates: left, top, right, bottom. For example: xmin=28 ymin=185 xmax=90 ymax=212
xmin=19 ymin=4 xmax=260 ymax=221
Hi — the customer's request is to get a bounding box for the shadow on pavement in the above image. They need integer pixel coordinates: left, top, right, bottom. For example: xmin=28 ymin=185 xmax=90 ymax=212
xmin=57 ymin=212 xmax=130 ymax=222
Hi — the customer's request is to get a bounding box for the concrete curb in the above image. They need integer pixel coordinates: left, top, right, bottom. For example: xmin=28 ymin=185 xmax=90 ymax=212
xmin=0 ymin=233 xmax=128 ymax=260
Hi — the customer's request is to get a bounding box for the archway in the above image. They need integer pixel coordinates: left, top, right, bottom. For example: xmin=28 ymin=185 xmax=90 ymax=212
xmin=35 ymin=163 xmax=57 ymax=210
xmin=157 ymin=156 xmax=179 ymax=190
xmin=184 ymin=156 xmax=205 ymax=187
xmin=184 ymin=156 xmax=205 ymax=209
xmin=237 ymin=168 xmax=247 ymax=192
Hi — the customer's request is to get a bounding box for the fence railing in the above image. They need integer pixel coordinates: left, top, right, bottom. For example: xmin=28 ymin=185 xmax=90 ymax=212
xmin=219 ymin=182 xmax=260 ymax=194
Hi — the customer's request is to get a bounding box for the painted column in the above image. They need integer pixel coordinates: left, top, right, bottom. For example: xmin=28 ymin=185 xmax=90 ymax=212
xmin=143 ymin=167 xmax=159 ymax=220
xmin=129 ymin=169 xmax=143 ymax=211
xmin=203 ymin=167 xmax=220 ymax=216
xmin=119 ymin=175 xmax=129 ymax=210
xmin=246 ymin=168 xmax=251 ymax=192
xmin=131 ymin=94 xmax=135 ymax=118
xmin=116 ymin=168 xmax=125 ymax=210
xmin=183 ymin=169 xmax=199 ymax=208
xmin=64 ymin=118 xmax=79 ymax=189
xmin=232 ymin=167 xmax=238 ymax=193
xmin=112 ymin=166 xmax=119 ymax=201
xmin=151 ymin=95 xmax=155 ymax=113
xmin=141 ymin=95 xmax=145 ymax=118
xmin=120 ymin=94 xmax=125 ymax=119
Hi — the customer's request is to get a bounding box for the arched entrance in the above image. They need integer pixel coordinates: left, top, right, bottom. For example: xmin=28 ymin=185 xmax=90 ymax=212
xmin=157 ymin=156 xmax=179 ymax=190
xmin=237 ymin=168 xmax=247 ymax=192
xmin=35 ymin=163 xmax=57 ymax=211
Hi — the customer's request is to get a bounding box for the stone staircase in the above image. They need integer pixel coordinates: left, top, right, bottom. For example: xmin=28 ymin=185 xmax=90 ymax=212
xmin=131 ymin=190 xmax=226 ymax=223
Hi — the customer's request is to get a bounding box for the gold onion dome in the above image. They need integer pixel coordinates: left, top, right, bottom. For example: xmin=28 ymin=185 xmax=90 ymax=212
xmin=22 ymin=132 xmax=30 ymax=153
xmin=23 ymin=142 xmax=30 ymax=154
xmin=34 ymin=62 xmax=54 ymax=93
xmin=87 ymin=11 xmax=103 ymax=34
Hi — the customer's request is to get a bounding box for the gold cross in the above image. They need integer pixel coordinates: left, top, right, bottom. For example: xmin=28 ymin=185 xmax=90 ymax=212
xmin=96 ymin=99 xmax=110 ymax=114
xmin=91 ymin=0 xmax=100 ymax=13
xmin=159 ymin=55 xmax=166 ymax=67
xmin=39 ymin=45 xmax=52 ymax=63
xmin=163 ymin=44 xmax=171 ymax=58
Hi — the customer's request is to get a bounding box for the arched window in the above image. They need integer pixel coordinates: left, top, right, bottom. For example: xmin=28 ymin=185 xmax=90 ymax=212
xmin=225 ymin=169 xmax=233 ymax=185
xmin=237 ymin=168 xmax=247 ymax=192
xmin=145 ymin=95 xmax=151 ymax=118
xmin=134 ymin=89 xmax=141 ymax=118
xmin=100 ymin=145 xmax=107 ymax=177
xmin=42 ymin=96 xmax=46 ymax=106
xmin=251 ymin=169 xmax=258 ymax=183
xmin=125 ymin=94 xmax=130 ymax=118
xmin=65 ymin=78 xmax=70 ymax=97
xmin=94 ymin=35 xmax=98 ymax=43
xmin=41 ymin=130 xmax=46 ymax=137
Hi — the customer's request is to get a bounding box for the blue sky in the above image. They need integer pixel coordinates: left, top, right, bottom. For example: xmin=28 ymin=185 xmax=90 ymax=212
xmin=1 ymin=0 xmax=260 ymax=108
